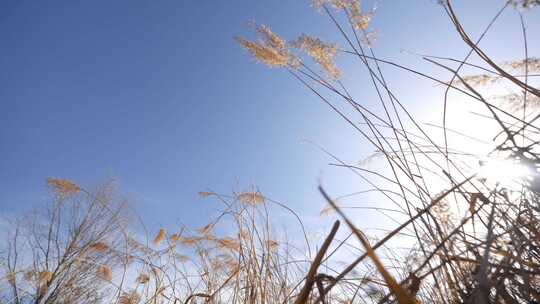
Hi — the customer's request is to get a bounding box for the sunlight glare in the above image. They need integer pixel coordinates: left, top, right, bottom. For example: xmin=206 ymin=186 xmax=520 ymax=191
xmin=477 ymin=158 xmax=533 ymax=186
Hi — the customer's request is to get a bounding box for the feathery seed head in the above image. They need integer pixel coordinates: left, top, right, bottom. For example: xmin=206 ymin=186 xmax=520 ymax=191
xmin=24 ymin=270 xmax=35 ymax=281
xmin=153 ymin=228 xmax=166 ymax=246
xmin=236 ymin=191 xmax=265 ymax=205
xmin=292 ymin=34 xmax=341 ymax=79
xmin=135 ymin=273 xmax=150 ymax=284
xmin=97 ymin=265 xmax=112 ymax=281
xmin=38 ymin=271 xmax=52 ymax=284
xmin=118 ymin=291 xmax=140 ymax=304
xmin=504 ymin=57 xmax=540 ymax=72
xmin=169 ymin=233 xmax=181 ymax=243
xmin=511 ymin=0 xmax=540 ymax=9
xmin=46 ymin=178 xmax=80 ymax=198
xmin=198 ymin=191 xmax=213 ymax=198
xmin=236 ymin=24 xmax=297 ymax=68
xmin=6 ymin=272 xmax=16 ymax=286
xmin=216 ymin=237 xmax=240 ymax=251
xmin=89 ymin=241 xmax=109 ymax=253
xmin=180 ymin=236 xmax=198 ymax=247
xmin=197 ymin=223 xmax=213 ymax=235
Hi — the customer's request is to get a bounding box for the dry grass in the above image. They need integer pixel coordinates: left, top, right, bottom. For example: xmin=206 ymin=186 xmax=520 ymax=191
xmin=2 ymin=1 xmax=540 ymax=303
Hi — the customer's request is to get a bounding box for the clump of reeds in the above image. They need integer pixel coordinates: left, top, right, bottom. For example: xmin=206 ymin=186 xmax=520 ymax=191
xmin=235 ymin=0 xmax=540 ymax=303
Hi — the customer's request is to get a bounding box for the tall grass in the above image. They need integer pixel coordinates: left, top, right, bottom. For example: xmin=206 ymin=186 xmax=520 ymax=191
xmin=2 ymin=0 xmax=540 ymax=303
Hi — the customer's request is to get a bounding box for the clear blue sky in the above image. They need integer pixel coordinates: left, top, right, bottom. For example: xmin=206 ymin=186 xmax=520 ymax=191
xmin=1 ymin=1 xmax=538 ymax=232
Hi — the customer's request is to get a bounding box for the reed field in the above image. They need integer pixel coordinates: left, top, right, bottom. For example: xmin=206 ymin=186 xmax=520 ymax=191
xmin=2 ymin=0 xmax=540 ymax=303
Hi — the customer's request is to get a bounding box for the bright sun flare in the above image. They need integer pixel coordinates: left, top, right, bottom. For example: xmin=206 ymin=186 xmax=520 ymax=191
xmin=477 ymin=158 xmax=534 ymax=186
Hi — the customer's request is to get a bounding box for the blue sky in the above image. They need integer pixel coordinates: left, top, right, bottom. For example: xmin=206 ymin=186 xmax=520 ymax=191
xmin=1 ymin=1 xmax=538 ymax=233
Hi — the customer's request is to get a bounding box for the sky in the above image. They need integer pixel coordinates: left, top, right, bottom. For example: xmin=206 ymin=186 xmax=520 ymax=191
xmin=1 ymin=1 xmax=539 ymax=237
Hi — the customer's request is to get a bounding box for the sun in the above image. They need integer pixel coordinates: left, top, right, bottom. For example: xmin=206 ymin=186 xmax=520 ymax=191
xmin=477 ymin=157 xmax=534 ymax=187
